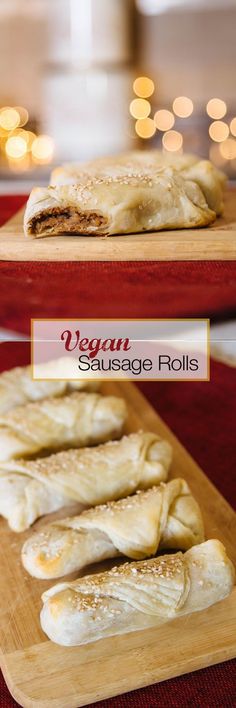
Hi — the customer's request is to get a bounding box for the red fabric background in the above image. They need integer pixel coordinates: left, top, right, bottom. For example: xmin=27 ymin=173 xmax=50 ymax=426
xmin=0 ymin=196 xmax=236 ymax=334
xmin=0 ymin=343 xmax=235 ymax=707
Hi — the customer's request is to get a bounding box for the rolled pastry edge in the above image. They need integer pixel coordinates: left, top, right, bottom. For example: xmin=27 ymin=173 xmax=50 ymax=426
xmin=1 ymin=431 xmax=171 ymax=532
xmin=40 ymin=540 xmax=235 ymax=646
xmin=0 ymin=393 xmax=128 ymax=462
xmin=22 ymin=478 xmax=203 ymax=579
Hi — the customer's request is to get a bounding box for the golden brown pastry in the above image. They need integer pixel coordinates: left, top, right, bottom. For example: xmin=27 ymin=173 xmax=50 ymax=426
xmin=0 ymin=432 xmax=171 ymax=531
xmin=24 ymin=169 xmax=217 ymax=239
xmin=22 ymin=478 xmax=204 ymax=579
xmin=40 ymin=540 xmax=235 ymax=646
xmin=0 ymin=358 xmax=100 ymax=415
xmin=0 ymin=392 xmax=127 ymax=463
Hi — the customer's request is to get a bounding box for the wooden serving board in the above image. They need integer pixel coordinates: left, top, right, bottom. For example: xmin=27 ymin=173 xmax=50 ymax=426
xmin=0 ymin=381 xmax=236 ymax=708
xmin=0 ymin=189 xmax=236 ymax=261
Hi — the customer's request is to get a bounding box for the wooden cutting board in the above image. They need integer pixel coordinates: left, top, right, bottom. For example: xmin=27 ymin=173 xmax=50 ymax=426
xmin=0 ymin=189 xmax=236 ymax=261
xmin=0 ymin=381 xmax=235 ymax=708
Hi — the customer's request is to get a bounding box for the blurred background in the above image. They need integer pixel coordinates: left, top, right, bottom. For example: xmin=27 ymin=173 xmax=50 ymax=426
xmin=0 ymin=0 xmax=236 ymax=190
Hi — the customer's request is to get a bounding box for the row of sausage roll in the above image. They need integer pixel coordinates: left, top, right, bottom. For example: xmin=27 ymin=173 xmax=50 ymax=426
xmin=0 ymin=362 xmax=234 ymax=648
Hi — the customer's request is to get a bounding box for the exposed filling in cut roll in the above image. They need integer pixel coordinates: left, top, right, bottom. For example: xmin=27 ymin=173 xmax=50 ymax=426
xmin=29 ymin=207 xmax=108 ymax=236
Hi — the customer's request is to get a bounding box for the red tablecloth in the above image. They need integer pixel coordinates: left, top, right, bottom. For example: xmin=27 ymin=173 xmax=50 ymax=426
xmin=0 ymin=343 xmax=235 ymax=708
xmin=1 ymin=196 xmax=236 ymax=334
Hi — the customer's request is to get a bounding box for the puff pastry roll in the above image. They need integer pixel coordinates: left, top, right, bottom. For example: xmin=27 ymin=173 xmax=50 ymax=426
xmin=0 ymin=392 xmax=127 ymax=463
xmin=0 ymin=432 xmax=171 ymax=531
xmin=24 ymin=169 xmax=217 ymax=239
xmin=40 ymin=539 xmax=235 ymax=646
xmin=0 ymin=359 xmax=100 ymax=415
xmin=49 ymin=149 xmax=225 ymax=217
xmin=22 ymin=478 xmax=204 ymax=579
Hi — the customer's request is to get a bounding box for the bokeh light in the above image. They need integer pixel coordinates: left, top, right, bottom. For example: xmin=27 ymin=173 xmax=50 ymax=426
xmin=230 ymin=117 xmax=236 ymax=137
xmin=162 ymin=130 xmax=183 ymax=152
xmin=154 ymin=109 xmax=175 ymax=131
xmin=209 ymin=143 xmax=227 ymax=167
xmin=209 ymin=121 xmax=229 ymax=142
xmin=14 ymin=106 xmax=29 ymax=127
xmin=24 ymin=131 xmax=36 ymax=150
xmin=0 ymin=107 xmax=20 ymax=131
xmin=0 ymin=105 xmax=55 ymax=171
xmin=130 ymin=98 xmax=151 ymax=119
xmin=133 ymin=76 xmax=155 ymax=98
xmin=206 ymin=98 xmax=227 ymax=120
xmin=135 ymin=118 xmax=156 ymax=138
xmin=172 ymin=96 xmax=193 ymax=118
xmin=5 ymin=135 xmax=27 ymax=159
xmin=13 ymin=129 xmax=36 ymax=151
xmin=219 ymin=138 xmax=236 ymax=160
xmin=31 ymin=135 xmax=54 ymax=162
